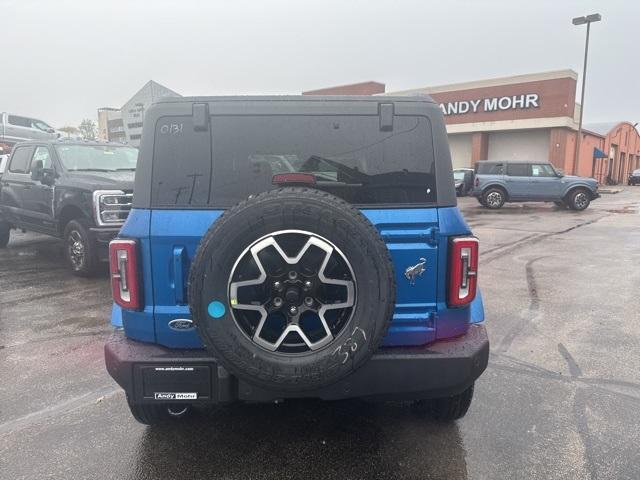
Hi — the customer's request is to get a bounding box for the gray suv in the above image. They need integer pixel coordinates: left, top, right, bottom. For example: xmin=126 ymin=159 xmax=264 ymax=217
xmin=473 ymin=161 xmax=600 ymax=210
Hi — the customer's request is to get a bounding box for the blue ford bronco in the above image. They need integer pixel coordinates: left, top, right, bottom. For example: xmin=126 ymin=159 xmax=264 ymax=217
xmin=104 ymin=96 xmax=489 ymax=425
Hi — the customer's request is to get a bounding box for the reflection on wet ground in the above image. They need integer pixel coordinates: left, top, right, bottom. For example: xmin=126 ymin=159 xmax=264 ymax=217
xmin=125 ymin=400 xmax=467 ymax=480
xmin=1 ymin=190 xmax=640 ymax=479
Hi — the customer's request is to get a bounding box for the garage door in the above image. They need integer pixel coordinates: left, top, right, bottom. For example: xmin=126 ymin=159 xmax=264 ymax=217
xmin=448 ymin=134 xmax=472 ymax=168
xmin=487 ymin=130 xmax=549 ymax=162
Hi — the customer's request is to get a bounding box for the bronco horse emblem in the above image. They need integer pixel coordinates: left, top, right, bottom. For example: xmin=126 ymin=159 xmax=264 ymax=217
xmin=404 ymin=258 xmax=427 ymax=286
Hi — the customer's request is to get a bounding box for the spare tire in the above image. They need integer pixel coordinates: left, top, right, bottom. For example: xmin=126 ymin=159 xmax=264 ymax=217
xmin=188 ymin=187 xmax=395 ymax=391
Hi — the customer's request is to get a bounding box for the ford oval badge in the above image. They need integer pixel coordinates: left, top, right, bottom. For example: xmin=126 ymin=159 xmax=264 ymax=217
xmin=168 ymin=319 xmax=194 ymax=331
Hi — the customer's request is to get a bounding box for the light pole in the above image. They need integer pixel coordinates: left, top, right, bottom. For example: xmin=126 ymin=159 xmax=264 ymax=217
xmin=572 ymin=13 xmax=601 ymax=175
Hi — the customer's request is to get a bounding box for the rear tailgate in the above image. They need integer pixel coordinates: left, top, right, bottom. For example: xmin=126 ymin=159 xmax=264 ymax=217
xmin=363 ymin=209 xmax=439 ymax=346
xmin=148 ymin=207 xmax=441 ymax=349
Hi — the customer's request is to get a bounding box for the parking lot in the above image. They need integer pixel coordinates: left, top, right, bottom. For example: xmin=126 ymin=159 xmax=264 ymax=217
xmin=1 ymin=189 xmax=639 ymax=480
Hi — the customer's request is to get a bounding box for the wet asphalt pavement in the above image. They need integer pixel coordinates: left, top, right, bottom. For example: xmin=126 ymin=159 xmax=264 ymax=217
xmin=1 ymin=190 xmax=639 ymax=479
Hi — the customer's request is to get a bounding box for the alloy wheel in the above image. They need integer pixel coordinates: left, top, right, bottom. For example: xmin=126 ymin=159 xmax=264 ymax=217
xmin=574 ymin=192 xmax=588 ymax=209
xmin=67 ymin=230 xmax=85 ymax=270
xmin=486 ymin=191 xmax=503 ymax=208
xmin=228 ymin=230 xmax=356 ymax=354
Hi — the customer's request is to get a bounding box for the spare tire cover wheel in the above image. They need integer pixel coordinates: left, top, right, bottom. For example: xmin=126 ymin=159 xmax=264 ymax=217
xmin=188 ymin=188 xmax=396 ymax=391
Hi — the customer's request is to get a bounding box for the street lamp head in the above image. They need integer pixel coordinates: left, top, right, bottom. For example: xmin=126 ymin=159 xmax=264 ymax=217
xmin=573 ymin=13 xmax=601 ymax=25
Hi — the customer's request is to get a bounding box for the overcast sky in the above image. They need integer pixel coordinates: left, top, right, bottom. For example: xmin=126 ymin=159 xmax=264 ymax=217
xmin=1 ymin=0 xmax=637 ymax=128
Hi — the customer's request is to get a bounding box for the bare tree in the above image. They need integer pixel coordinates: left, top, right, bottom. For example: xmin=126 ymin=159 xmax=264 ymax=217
xmin=78 ymin=119 xmax=97 ymax=141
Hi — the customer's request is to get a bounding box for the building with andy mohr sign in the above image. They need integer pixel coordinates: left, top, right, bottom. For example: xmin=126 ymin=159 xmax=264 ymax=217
xmin=304 ymin=70 xmax=640 ymax=184
xmin=439 ymin=93 xmax=540 ymax=116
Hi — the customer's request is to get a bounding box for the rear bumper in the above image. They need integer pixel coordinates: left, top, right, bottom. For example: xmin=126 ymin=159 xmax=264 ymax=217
xmin=105 ymin=325 xmax=489 ymax=404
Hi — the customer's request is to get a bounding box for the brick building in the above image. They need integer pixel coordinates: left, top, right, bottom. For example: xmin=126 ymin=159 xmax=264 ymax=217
xmin=303 ymin=81 xmax=385 ymax=96
xmin=305 ymin=71 xmax=639 ymax=184
xmin=581 ymin=121 xmax=640 ymax=184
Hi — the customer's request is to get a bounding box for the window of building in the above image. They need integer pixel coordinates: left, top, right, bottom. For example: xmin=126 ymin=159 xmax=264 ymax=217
xmin=127 ymin=122 xmax=143 ymax=129
xmin=506 ymin=163 xmax=530 ymax=176
xmin=129 ymin=134 xmax=142 ymax=140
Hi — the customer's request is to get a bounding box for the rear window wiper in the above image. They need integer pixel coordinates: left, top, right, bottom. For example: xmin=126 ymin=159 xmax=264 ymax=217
xmin=115 ymin=168 xmax=136 ymax=171
xmin=68 ymin=168 xmax=115 ymax=172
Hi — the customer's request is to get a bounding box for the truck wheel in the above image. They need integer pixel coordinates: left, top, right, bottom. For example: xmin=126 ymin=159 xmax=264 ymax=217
xmin=63 ymin=218 xmax=99 ymax=276
xmin=0 ymin=222 xmax=10 ymax=248
xmin=568 ymin=189 xmax=591 ymax=211
xmin=189 ymin=187 xmax=396 ymax=392
xmin=482 ymin=188 xmax=505 ymax=209
xmin=413 ymin=383 xmax=475 ymax=421
xmin=126 ymin=395 xmax=192 ymax=425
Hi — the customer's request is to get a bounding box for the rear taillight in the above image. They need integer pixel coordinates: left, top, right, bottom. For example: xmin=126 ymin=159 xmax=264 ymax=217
xmin=448 ymin=236 xmax=479 ymax=307
xmin=109 ymin=239 xmax=141 ymax=310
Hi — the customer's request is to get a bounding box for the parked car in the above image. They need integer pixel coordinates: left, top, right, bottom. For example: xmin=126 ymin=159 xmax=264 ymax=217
xmin=453 ymin=167 xmax=475 ymax=196
xmin=628 ymin=169 xmax=640 ymax=186
xmin=1 ymin=112 xmax=58 ymax=147
xmin=0 ymin=140 xmax=137 ymax=274
xmin=104 ymin=95 xmax=489 ymax=425
xmin=473 ymin=160 xmax=600 ymax=210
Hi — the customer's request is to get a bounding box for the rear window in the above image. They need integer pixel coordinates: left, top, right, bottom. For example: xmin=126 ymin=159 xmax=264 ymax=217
xmin=476 ymin=162 xmax=504 ymax=175
xmin=151 ymin=114 xmax=436 ymax=207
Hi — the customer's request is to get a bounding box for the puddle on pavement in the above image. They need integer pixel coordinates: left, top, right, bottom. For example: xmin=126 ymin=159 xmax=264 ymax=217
xmin=464 ymin=204 xmax=568 ymax=217
xmin=605 ymin=206 xmax=638 ymax=214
